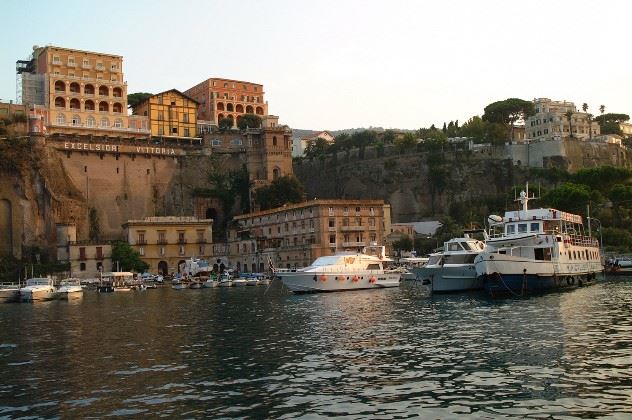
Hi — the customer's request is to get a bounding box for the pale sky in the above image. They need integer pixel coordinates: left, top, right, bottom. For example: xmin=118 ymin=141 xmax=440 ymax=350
xmin=1 ymin=0 xmax=630 ymax=130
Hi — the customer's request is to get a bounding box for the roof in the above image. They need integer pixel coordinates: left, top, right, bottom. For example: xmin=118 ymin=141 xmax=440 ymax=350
xmin=234 ymin=199 xmax=387 ymax=220
xmin=37 ymin=45 xmax=123 ymax=59
xmin=137 ymin=89 xmax=199 ymax=107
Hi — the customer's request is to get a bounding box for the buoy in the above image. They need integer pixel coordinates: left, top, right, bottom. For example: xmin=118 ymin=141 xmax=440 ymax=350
xmin=319 ymin=275 xmax=327 ymax=282
xmin=369 ymin=276 xmax=377 ymax=284
xmin=352 ymin=275 xmax=359 ymax=282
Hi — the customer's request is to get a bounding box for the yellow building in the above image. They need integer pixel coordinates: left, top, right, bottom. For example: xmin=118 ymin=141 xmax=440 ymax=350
xmin=20 ymin=45 xmax=149 ymax=137
xmin=68 ymin=243 xmax=113 ymax=278
xmin=123 ymin=216 xmax=213 ymax=275
xmin=220 ymin=199 xmax=392 ymax=271
xmin=134 ymin=89 xmax=199 ymax=139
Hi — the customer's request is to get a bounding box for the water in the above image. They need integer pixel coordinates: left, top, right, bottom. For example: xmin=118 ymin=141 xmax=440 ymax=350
xmin=1 ymin=279 xmax=631 ymax=418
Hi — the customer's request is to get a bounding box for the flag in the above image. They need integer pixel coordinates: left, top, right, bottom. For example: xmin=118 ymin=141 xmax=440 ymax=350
xmin=268 ymin=256 xmax=276 ymax=272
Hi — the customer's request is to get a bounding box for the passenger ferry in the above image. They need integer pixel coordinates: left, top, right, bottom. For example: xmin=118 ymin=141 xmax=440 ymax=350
xmin=474 ymin=186 xmax=603 ymax=296
xmin=276 ymin=245 xmax=401 ymax=293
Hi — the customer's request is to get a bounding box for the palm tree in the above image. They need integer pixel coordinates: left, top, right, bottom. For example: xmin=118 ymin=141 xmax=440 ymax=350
xmin=582 ymin=103 xmax=588 ymax=113
xmin=600 ymin=104 xmax=606 ymax=126
xmin=565 ymin=110 xmax=574 ymax=138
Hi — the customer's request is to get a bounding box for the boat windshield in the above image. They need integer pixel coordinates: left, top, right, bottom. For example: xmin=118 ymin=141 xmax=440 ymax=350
xmin=311 ymin=256 xmax=344 ymax=267
xmin=427 ymin=254 xmax=443 ymax=265
xmin=26 ymin=278 xmax=51 ymax=286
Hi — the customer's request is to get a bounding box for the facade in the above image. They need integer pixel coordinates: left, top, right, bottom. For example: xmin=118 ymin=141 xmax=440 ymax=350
xmin=620 ymin=122 xmax=632 ymax=137
xmin=123 ymin=216 xmax=213 ymax=275
xmin=525 ymin=98 xmax=600 ymax=142
xmin=293 ymin=130 xmax=336 ymax=157
xmin=222 ymin=199 xmax=392 ymax=271
xmin=184 ymin=78 xmax=268 ymax=127
xmin=134 ymin=89 xmax=199 ymax=139
xmin=69 ymin=243 xmax=113 ymax=278
xmin=18 ymin=45 xmax=149 ymax=137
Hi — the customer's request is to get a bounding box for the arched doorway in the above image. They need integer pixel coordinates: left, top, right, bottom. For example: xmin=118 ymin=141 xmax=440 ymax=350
xmin=0 ymin=199 xmax=13 ymax=257
xmin=177 ymin=260 xmax=186 ymax=273
xmin=158 ymin=261 xmax=168 ymax=276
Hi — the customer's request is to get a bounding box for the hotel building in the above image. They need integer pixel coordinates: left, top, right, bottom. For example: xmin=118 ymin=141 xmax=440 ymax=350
xmin=18 ymin=45 xmax=149 ymax=137
xmin=123 ymin=217 xmax=213 ymax=275
xmin=184 ymin=78 xmax=268 ymax=127
xmin=525 ymin=98 xmax=600 ymax=142
xmin=221 ymin=199 xmax=392 ymax=272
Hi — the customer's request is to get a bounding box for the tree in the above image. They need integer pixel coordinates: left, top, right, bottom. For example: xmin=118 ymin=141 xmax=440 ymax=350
xmin=599 ymin=104 xmax=606 ymax=126
xmin=255 ymin=175 xmax=305 ymax=210
xmin=237 ymin=113 xmax=262 ymax=130
xmin=392 ymin=235 xmax=413 ymax=254
xmin=350 ymin=130 xmax=377 ymax=159
xmin=382 ymin=130 xmax=396 ymax=145
xmin=482 ymin=98 xmax=535 ymax=141
xmin=127 ymin=92 xmax=152 ymax=111
xmin=304 ymin=137 xmax=330 ymax=159
xmin=582 ymin=103 xmax=588 ymax=113
xmin=111 ymin=241 xmax=149 ymax=272
xmin=394 ymin=132 xmax=417 ymax=154
xmin=594 ymin=113 xmax=629 ymax=135
xmin=88 ymin=208 xmax=100 ymax=242
xmin=543 ymin=182 xmax=592 ymax=213
xmin=218 ymin=117 xmax=233 ymax=130
xmin=565 ymin=110 xmax=574 ymax=138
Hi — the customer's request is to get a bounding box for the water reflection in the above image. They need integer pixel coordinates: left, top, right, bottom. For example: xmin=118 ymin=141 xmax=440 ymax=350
xmin=0 ymin=279 xmax=631 ymax=417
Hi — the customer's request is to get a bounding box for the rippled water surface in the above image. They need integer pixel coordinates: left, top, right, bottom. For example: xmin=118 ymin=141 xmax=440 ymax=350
xmin=1 ymin=278 xmax=631 ymax=418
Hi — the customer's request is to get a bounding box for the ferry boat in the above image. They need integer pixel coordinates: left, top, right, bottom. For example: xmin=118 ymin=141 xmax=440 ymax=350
xmin=412 ymin=233 xmax=486 ymax=292
xmin=20 ymin=278 xmax=56 ymax=301
xmin=276 ymin=245 xmax=401 ymax=293
xmin=474 ymin=186 xmax=603 ymax=296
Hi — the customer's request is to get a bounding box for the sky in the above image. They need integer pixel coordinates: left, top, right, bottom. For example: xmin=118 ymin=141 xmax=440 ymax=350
xmin=1 ymin=0 xmax=630 ymax=131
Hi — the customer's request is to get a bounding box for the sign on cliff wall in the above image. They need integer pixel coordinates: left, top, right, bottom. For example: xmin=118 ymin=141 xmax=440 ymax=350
xmin=52 ymin=140 xmax=185 ymax=156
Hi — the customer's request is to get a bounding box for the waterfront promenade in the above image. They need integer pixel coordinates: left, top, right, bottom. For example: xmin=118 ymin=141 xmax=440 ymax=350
xmin=0 ymin=279 xmax=631 ymax=417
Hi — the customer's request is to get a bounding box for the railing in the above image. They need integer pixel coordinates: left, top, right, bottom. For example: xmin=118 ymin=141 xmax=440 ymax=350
xmin=178 ymin=239 xmax=187 ymax=244
xmin=340 ymin=226 xmax=364 ymax=231
xmin=157 ymin=239 xmax=167 ymax=245
xmin=342 ymin=242 xmax=365 ymax=247
xmin=137 ymin=240 xmax=147 ymax=245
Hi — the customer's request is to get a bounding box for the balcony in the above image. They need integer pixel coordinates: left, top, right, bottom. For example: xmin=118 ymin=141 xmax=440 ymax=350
xmin=328 ymin=227 xmax=337 ymax=232
xmin=137 ymin=239 xmax=147 ymax=245
xmin=177 ymin=239 xmax=187 ymax=244
xmin=196 ymin=239 xmax=207 ymax=244
xmin=340 ymin=226 xmax=364 ymax=232
xmin=342 ymin=242 xmax=365 ymax=248
xmin=157 ymin=239 xmax=167 ymax=245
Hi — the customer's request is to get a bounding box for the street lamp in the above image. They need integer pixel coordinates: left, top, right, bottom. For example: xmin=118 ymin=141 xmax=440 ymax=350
xmin=587 ymin=216 xmax=603 ymax=253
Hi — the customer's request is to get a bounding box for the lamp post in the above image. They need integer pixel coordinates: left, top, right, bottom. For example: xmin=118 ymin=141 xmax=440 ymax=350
xmin=587 ymin=216 xmax=603 ymax=253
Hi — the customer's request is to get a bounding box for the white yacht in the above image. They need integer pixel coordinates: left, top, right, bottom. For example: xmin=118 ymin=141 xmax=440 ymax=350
xmin=0 ymin=283 xmax=21 ymax=303
xmin=412 ymin=234 xmax=486 ymax=292
xmin=475 ymin=186 xmax=603 ymax=296
xmin=276 ymin=245 xmax=401 ymax=293
xmin=57 ymin=278 xmax=83 ymax=299
xmin=20 ymin=278 xmax=56 ymax=302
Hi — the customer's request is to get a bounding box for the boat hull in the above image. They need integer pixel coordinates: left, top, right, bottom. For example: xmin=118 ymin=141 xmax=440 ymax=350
xmin=20 ymin=288 xmax=56 ymax=301
xmin=412 ymin=265 xmax=481 ymax=292
xmin=58 ymin=289 xmax=83 ymax=300
xmin=277 ymin=272 xmax=400 ymax=294
xmin=481 ymin=272 xmax=598 ymax=296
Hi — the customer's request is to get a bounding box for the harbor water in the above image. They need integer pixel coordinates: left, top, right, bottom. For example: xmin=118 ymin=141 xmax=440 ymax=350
xmin=1 ymin=278 xmax=631 ymax=418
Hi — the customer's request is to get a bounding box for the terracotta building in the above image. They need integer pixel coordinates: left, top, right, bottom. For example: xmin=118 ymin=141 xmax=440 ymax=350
xmin=218 ymin=199 xmax=392 ymax=272
xmin=123 ymin=216 xmax=213 ymax=275
xmin=184 ymin=77 xmax=268 ymax=127
xmin=134 ymin=89 xmax=199 ymax=139
xmin=18 ymin=45 xmax=149 ymax=137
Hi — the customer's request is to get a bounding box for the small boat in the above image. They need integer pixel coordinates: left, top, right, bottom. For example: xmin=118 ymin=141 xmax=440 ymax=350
xmin=202 ymin=279 xmax=219 ymax=288
xmin=232 ymin=278 xmax=248 ymax=287
xmin=57 ymin=278 xmax=83 ymax=300
xmin=20 ymin=278 xmax=56 ymax=301
xmin=189 ymin=280 xmax=203 ymax=289
xmin=172 ymin=282 xmax=187 ymax=290
xmin=412 ymin=233 xmax=486 ymax=293
xmin=0 ymin=283 xmax=21 ymax=303
xmin=218 ymin=273 xmax=232 ymax=287
xmin=276 ymin=244 xmax=401 ymax=293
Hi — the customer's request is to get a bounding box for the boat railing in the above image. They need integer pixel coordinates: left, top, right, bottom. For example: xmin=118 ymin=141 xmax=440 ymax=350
xmin=487 ymin=229 xmax=599 ymax=247
xmin=565 ymin=233 xmax=600 ymax=247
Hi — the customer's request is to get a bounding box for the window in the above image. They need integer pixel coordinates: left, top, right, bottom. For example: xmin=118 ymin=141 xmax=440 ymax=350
xmin=160 ymin=247 xmax=165 ymax=256
xmin=79 ymin=247 xmax=86 ymax=260
xmin=230 ymin=138 xmax=243 ymax=145
xmin=518 ymin=223 xmax=528 ymax=233
xmin=71 ymin=115 xmax=81 ymax=126
xmin=56 ymin=114 xmax=65 ymax=124
xmin=138 ymin=233 xmax=145 ymax=244
xmin=114 ymin=119 xmax=122 ymax=128
xmin=212 ymin=139 xmax=222 ymax=146
xmin=82 ymin=58 xmax=90 ymax=68
xmin=184 ymin=128 xmax=190 ymax=137
xmin=183 ymin=113 xmax=189 ymax=123
xmin=171 ymin=127 xmax=178 ymax=134
xmin=329 ymin=235 xmax=336 ymax=245
xmin=139 ymin=247 xmax=144 ymax=256
xmin=100 ymin=118 xmax=109 ymax=127
xmin=328 ymin=219 xmax=335 ymax=228
xmin=507 ymin=224 xmax=515 ymax=234
xmin=80 ymin=262 xmax=86 ymax=271
xmin=53 ymin=56 xmax=61 ymax=64
xmin=328 ymin=207 xmax=334 ymax=216
xmin=530 ymin=222 xmax=540 ymax=232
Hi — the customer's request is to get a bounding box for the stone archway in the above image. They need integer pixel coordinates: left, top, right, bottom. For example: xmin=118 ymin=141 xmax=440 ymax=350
xmin=158 ymin=260 xmax=169 ymax=276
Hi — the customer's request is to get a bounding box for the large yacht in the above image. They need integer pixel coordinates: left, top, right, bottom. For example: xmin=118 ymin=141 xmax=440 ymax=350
xmin=413 ymin=233 xmax=486 ymax=292
xmin=276 ymin=245 xmax=401 ymax=293
xmin=475 ymin=185 xmax=603 ymax=296
xmin=20 ymin=278 xmax=56 ymax=302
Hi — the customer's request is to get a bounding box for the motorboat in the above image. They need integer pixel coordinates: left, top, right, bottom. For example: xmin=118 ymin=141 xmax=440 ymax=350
xmin=20 ymin=278 xmax=56 ymax=301
xmin=475 ymin=185 xmax=603 ymax=296
xmin=57 ymin=278 xmax=83 ymax=300
xmin=218 ymin=273 xmax=232 ymax=287
xmin=189 ymin=279 xmax=203 ymax=289
xmin=202 ymin=278 xmax=219 ymax=288
xmin=232 ymin=278 xmax=248 ymax=287
xmin=0 ymin=283 xmax=21 ymax=303
xmin=276 ymin=244 xmax=401 ymax=293
xmin=412 ymin=233 xmax=486 ymax=292
xmin=98 ymin=272 xmax=135 ymax=293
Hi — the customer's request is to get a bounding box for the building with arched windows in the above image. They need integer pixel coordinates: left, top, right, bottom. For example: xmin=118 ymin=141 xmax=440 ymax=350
xmin=184 ymin=77 xmax=268 ymax=127
xmin=18 ymin=45 xmax=149 ymax=138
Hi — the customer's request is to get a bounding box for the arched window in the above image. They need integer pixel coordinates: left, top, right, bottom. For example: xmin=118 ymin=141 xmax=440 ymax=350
xmin=236 ymin=104 xmax=244 ymax=113
xmin=69 ymin=98 xmax=80 ymax=110
xmin=84 ymin=99 xmax=95 ymax=111
xmin=100 ymin=118 xmax=109 ymax=127
xmin=84 ymin=84 xmax=95 ymax=95
xmin=216 ymin=102 xmax=224 ymax=111
xmin=99 ymin=101 xmax=109 ymax=112
xmin=56 ymin=113 xmax=65 ymax=124
xmin=227 ymin=103 xmax=234 ymax=112
xmin=112 ymin=87 xmax=122 ymax=97
xmin=86 ymin=116 xmax=96 ymax=127
xmin=273 ymin=167 xmax=280 ymax=180
xmin=246 ymin=105 xmax=253 ymax=113
xmin=255 ymin=106 xmax=264 ymax=115
xmin=54 ymin=80 xmax=65 ymax=92
xmin=55 ymin=97 xmax=66 ymax=109
xmin=98 ymin=85 xmax=109 ymax=97
xmin=272 ymin=136 xmax=277 ymax=146
xmin=69 ymin=82 xmax=80 ymax=93
xmin=113 ymin=102 xmax=122 ymax=113
xmin=71 ymin=115 xmax=81 ymax=126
